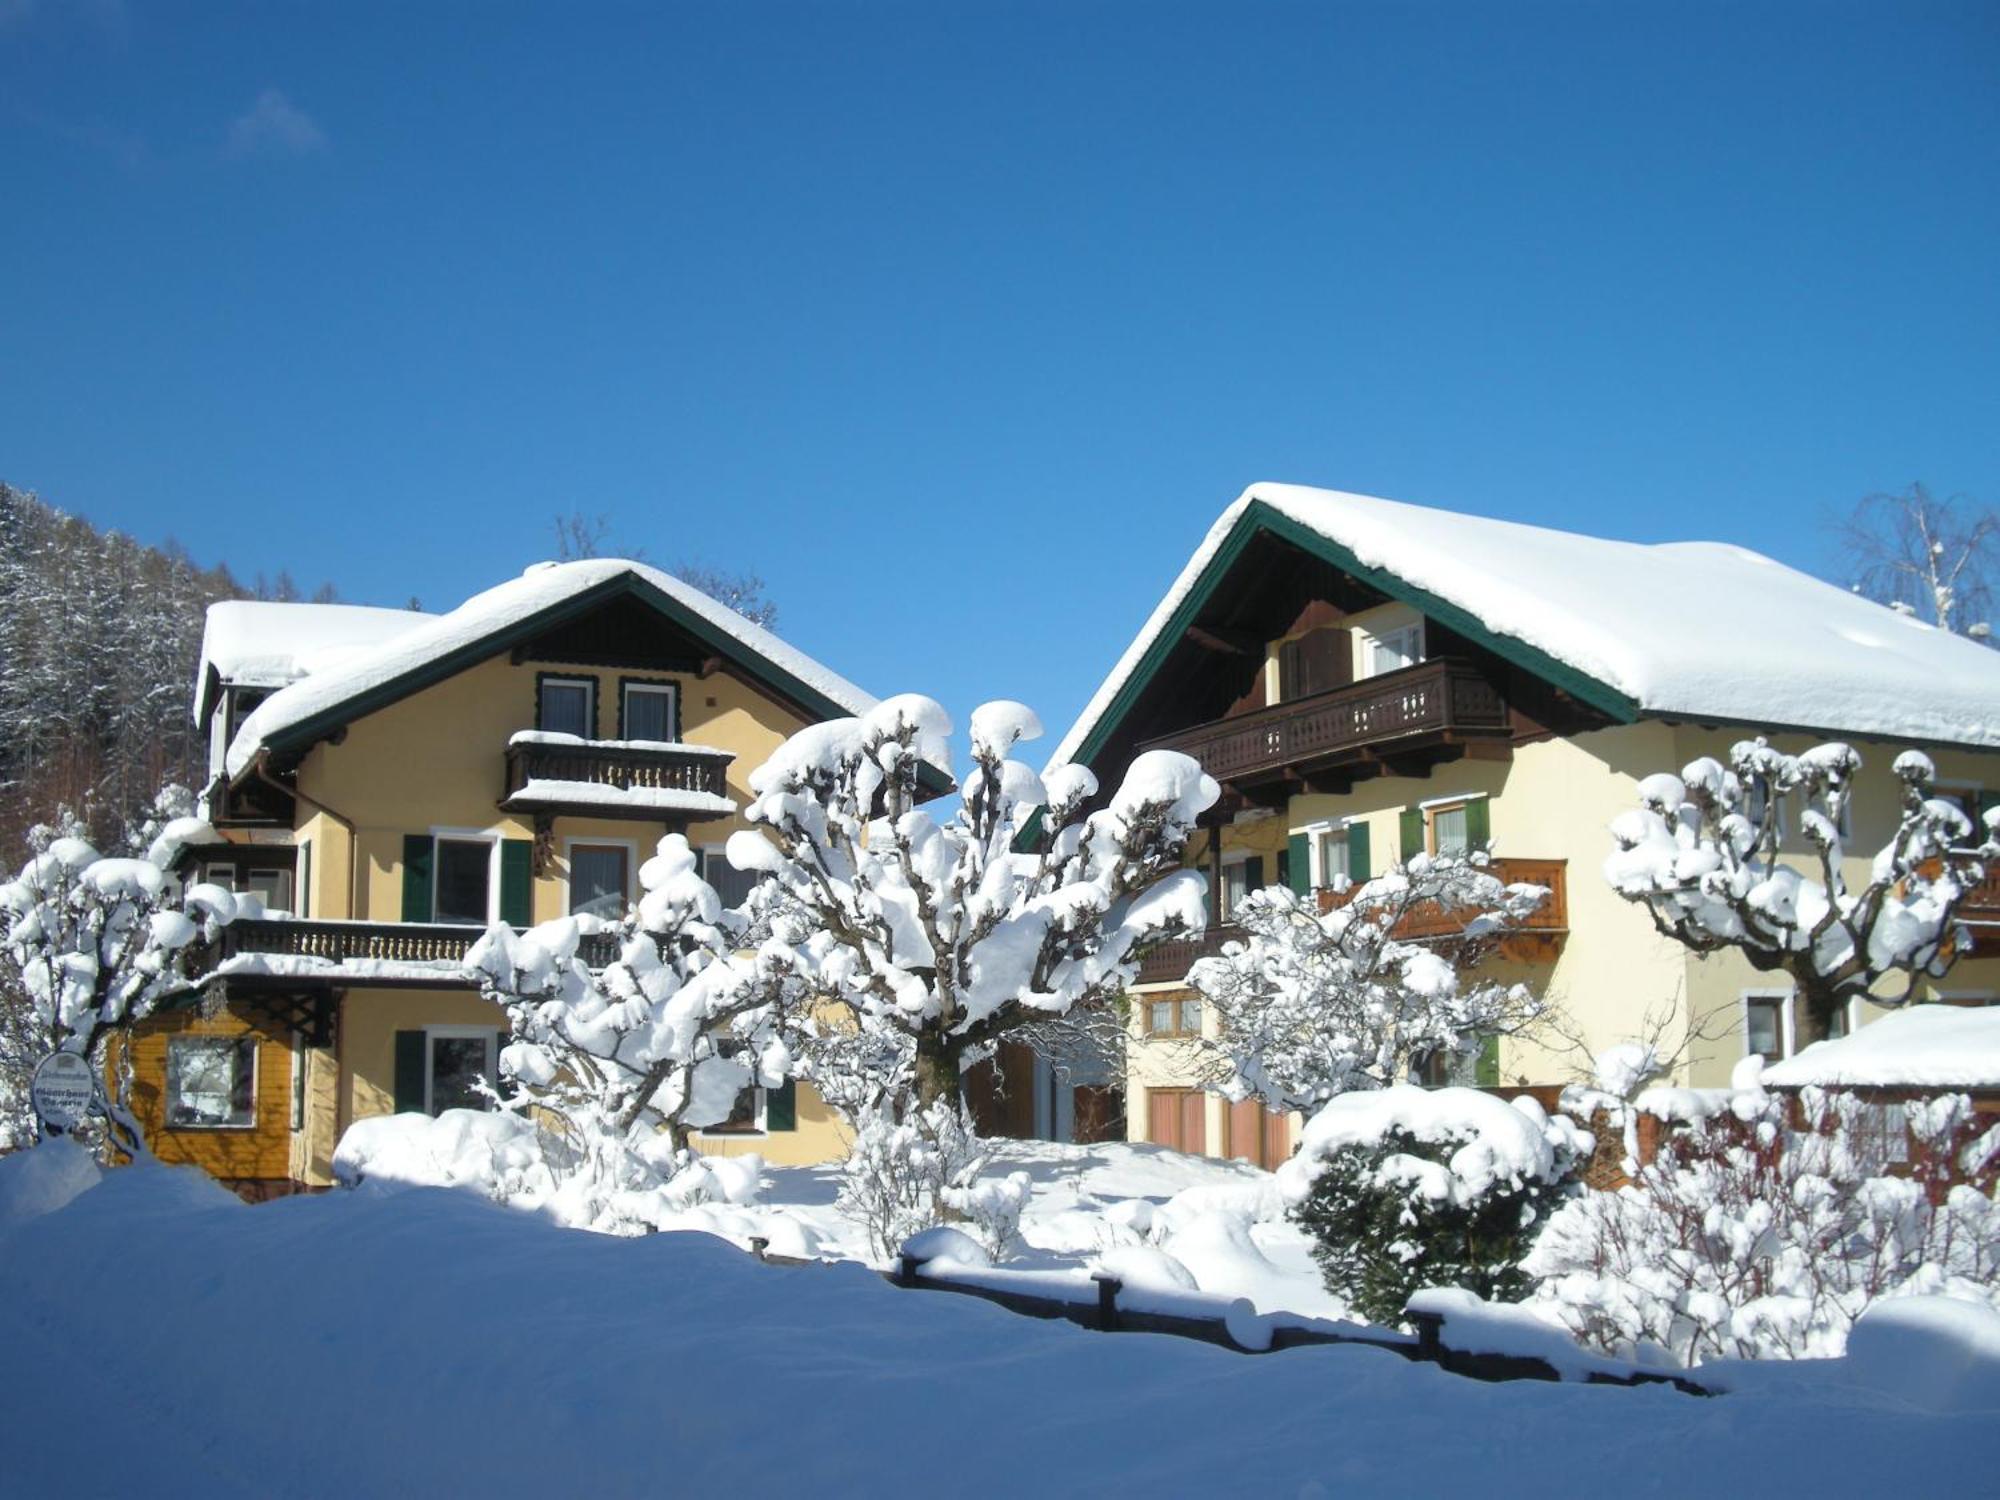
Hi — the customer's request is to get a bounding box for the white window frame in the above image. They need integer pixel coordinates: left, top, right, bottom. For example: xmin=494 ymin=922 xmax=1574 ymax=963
xmin=422 ymin=1025 xmax=501 ymax=1115
xmin=164 ymin=1034 xmax=259 ymax=1131
xmin=1298 ymin=818 xmax=1367 ymax=889
xmin=245 ymin=866 xmax=294 ymax=913
xmin=297 ymin=840 xmax=312 ymax=919
xmin=1743 ymin=988 xmax=1795 ymax=1063
xmin=563 ymin=836 xmax=637 ymax=918
xmin=290 ymin=1029 xmax=306 ymax=1133
xmin=202 ymin=861 xmax=237 ymax=891
xmin=1363 ymin=621 xmax=1424 ymax=679
xmin=430 ymin=827 xmax=501 ymax=927
xmin=621 ymin=681 xmax=679 ymax=744
xmin=537 ymin=674 xmax=598 ymax=739
xmin=1219 ymin=851 xmax=1253 ymax=921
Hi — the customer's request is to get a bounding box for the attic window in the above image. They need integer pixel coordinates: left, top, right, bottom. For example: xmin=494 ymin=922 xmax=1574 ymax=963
xmin=538 ymin=677 xmax=595 ymax=738
xmin=1364 ymin=623 xmax=1423 ymax=678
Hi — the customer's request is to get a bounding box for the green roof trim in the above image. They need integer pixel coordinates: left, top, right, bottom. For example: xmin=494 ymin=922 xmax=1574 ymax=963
xmin=258 ymin=573 xmax=863 ymax=766
xmin=1062 ymin=498 xmax=1642 ymax=775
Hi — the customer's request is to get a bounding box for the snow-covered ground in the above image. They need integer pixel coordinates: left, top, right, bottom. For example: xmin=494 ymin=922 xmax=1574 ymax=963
xmin=2 ymin=1142 xmax=1993 ymax=1498
xmin=749 ymin=1139 xmax=1350 ymax=1320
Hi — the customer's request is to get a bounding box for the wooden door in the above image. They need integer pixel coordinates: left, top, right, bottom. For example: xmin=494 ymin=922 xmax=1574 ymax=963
xmin=1227 ymin=1098 xmax=1295 ymax=1168
xmin=1147 ymin=1089 xmax=1206 ymax=1154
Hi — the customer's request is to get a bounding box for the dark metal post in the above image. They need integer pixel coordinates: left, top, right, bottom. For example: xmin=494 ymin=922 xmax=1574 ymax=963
xmin=1091 ymin=1272 xmax=1121 ymax=1333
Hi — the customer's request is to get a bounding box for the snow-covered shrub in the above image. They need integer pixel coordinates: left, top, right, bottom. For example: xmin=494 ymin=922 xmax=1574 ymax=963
xmin=733 ymin=695 xmax=1216 ymax=1120
xmin=837 ymin=1099 xmax=995 ymax=1263
xmin=1190 ymin=857 xmax=1549 ymax=1110
xmin=1527 ymin=1084 xmax=2000 ymax=1363
xmin=467 ymin=834 xmax=795 ymax=1235
xmin=1606 ymin=739 xmax=2000 ymax=1040
xmin=0 ymin=810 xmax=237 ymax=1156
xmin=1277 ymin=1085 xmax=1588 ymax=1326
xmin=944 ymin=1167 xmax=1032 ymax=1261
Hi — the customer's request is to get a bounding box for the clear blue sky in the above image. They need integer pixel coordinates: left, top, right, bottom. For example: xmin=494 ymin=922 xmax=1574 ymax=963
xmin=3 ymin=1 xmax=1996 ymax=743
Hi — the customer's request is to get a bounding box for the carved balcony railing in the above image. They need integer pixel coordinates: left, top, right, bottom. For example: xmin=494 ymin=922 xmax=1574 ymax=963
xmin=1139 ymin=658 xmax=1510 ymax=790
xmin=208 ymin=917 xmax=621 ymax=979
xmin=502 ymin=733 xmax=735 ymax=820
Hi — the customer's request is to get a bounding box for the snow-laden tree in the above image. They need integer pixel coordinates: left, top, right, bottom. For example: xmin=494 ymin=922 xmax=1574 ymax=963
xmin=0 ymin=814 xmax=237 ymax=1153
xmin=727 ymin=695 xmax=1217 ymax=1117
xmin=1606 ymin=739 xmax=2000 ymax=1042
xmin=467 ymin=835 xmax=793 ymax=1231
xmin=1187 ymin=856 xmax=1551 ymax=1112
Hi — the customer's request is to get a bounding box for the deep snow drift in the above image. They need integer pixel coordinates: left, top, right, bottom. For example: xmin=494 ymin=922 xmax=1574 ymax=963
xmin=1 ymin=1143 xmax=1993 ymax=1498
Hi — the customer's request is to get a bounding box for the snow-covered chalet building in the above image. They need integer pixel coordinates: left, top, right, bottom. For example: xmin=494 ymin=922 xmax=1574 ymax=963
xmin=1047 ymin=484 xmax=2000 ymax=1165
xmin=132 ymin=560 xmax=887 ymax=1195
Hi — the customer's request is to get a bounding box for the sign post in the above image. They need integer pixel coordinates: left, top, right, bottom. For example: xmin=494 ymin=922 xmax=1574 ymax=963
xmin=30 ymin=1051 xmax=99 ymax=1137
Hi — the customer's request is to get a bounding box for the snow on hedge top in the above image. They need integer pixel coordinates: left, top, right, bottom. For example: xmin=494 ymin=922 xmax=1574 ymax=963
xmin=1761 ymin=1004 xmax=2000 ymax=1090
xmin=1050 ymin=483 xmax=2000 ymax=768
xmin=224 ymin=560 xmax=877 ymax=777
xmin=1277 ymin=1083 xmax=1587 ymax=1205
xmin=196 ymin=600 xmax=437 ymax=725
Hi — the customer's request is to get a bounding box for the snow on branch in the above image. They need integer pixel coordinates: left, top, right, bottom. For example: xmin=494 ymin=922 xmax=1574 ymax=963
xmin=1189 ymin=855 xmax=1551 ymax=1112
xmin=731 ymin=694 xmax=1218 ymax=1115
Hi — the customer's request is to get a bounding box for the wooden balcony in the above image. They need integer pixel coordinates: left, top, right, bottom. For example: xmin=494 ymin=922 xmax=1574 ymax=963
xmin=207 ymin=917 xmax=622 ymax=987
xmin=1319 ymin=856 xmax=1568 ymax=961
xmin=1131 ymin=858 xmax=1568 ymax=987
xmin=1139 ymin=658 xmax=1510 ymax=800
xmin=501 ymin=735 xmax=736 ymax=822
xmin=1135 ymin=926 xmax=1243 ymax=987
xmin=1955 ymin=866 xmax=2000 ymax=958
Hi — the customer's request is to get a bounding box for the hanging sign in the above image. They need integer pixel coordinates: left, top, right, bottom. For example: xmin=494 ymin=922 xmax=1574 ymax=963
xmin=30 ymin=1051 xmax=97 ymax=1134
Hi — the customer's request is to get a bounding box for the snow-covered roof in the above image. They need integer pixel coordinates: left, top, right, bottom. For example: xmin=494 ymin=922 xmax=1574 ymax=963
xmin=195 ymin=601 xmax=437 ymax=727
xmin=224 ymin=560 xmax=878 ymax=778
xmin=1761 ymin=1004 xmax=2000 ymax=1091
xmin=1050 ymin=483 xmax=2000 ymax=770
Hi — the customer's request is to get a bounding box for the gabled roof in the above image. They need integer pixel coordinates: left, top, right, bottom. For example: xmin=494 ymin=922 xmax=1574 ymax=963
xmin=1051 ymin=483 xmax=2000 ymax=773
xmin=195 ymin=600 xmax=440 ymax=728
xmin=224 ymin=559 xmax=878 ymax=778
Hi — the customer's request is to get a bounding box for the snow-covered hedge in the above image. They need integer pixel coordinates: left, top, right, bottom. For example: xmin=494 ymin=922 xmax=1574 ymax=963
xmin=1277 ymin=1085 xmax=1588 ymax=1325
xmin=1526 ymin=1082 xmax=2000 ymax=1363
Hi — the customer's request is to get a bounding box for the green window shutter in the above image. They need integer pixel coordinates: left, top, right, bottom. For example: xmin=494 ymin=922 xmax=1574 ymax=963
xmin=1398 ymin=807 xmax=1424 ymax=864
xmin=1347 ymin=821 xmax=1371 ymax=882
xmin=1465 ymin=797 xmax=1491 ymax=853
xmin=1244 ymin=855 xmax=1264 ymax=893
xmin=765 ymin=1077 xmax=797 ymax=1132
xmin=499 ymin=839 xmax=533 ymax=926
xmin=1476 ymin=1034 xmax=1500 ymax=1088
xmin=401 ymin=835 xmax=434 ymax=923
xmin=1285 ymin=833 xmax=1310 ymax=894
xmin=394 ymin=1030 xmax=428 ymax=1114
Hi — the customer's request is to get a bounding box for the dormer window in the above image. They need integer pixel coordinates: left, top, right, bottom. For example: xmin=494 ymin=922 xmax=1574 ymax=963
xmin=537 ymin=676 xmax=596 ymax=738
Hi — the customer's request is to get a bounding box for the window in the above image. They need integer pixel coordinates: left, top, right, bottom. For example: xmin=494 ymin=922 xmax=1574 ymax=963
xmin=1220 ymin=856 xmax=1253 ymax=920
xmin=705 ymin=1040 xmax=764 ymax=1133
xmin=202 ymin=861 xmax=236 ymax=891
xmin=1365 ymin=622 xmax=1423 ymax=678
xmin=166 ymin=1036 xmax=257 ymax=1128
xmin=702 ymin=847 xmax=759 ymax=910
xmin=537 ymin=676 xmax=596 ymax=738
xmin=426 ymin=1028 xmax=498 ymax=1114
xmin=1317 ymin=828 xmax=1347 ymax=888
xmin=1745 ymin=993 xmax=1790 ymax=1062
xmin=1431 ymin=804 xmax=1470 ymax=858
xmin=1146 ymin=997 xmax=1203 ymax=1038
xmin=246 ymin=867 xmax=293 ymax=913
xmin=567 ymin=843 xmax=630 ymax=919
xmin=622 ymin=681 xmax=678 ymax=743
xmin=435 ymin=837 xmax=494 ymax=925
